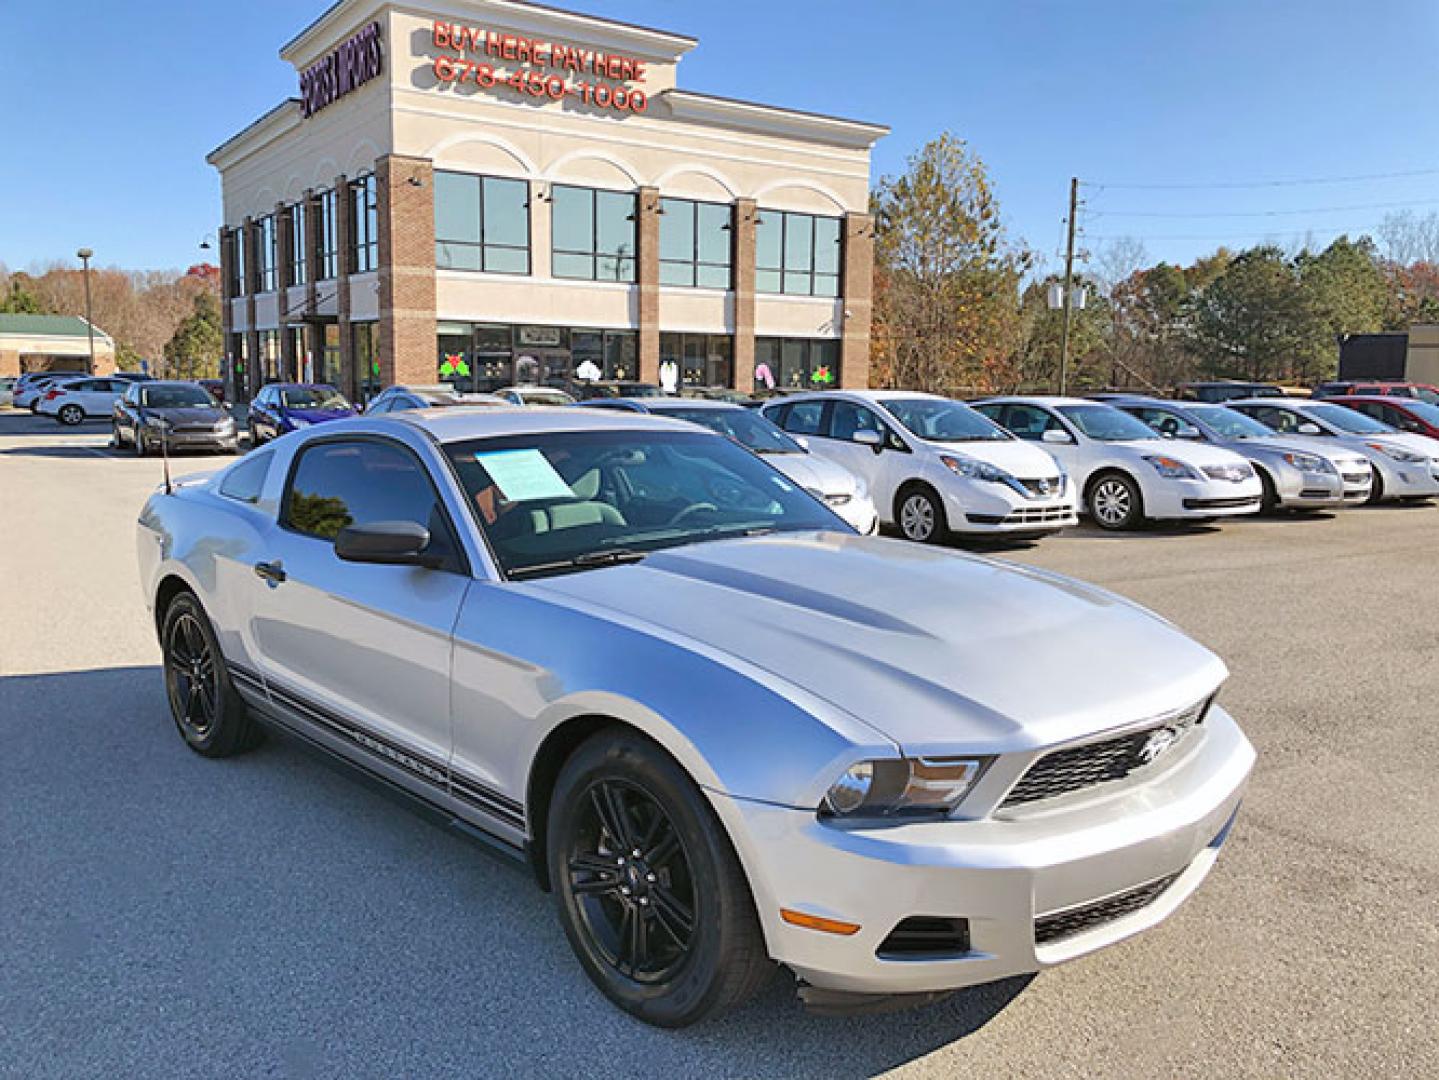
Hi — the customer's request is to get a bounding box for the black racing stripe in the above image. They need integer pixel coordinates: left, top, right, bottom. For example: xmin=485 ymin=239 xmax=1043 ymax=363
xmin=238 ymin=665 xmax=525 ymax=828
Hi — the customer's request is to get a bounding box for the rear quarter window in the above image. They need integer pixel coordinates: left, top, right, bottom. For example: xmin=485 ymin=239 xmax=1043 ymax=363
xmin=219 ymin=451 xmax=273 ymax=504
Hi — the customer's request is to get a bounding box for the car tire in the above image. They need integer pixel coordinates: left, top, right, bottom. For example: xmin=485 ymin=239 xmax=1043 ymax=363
xmin=547 ymin=729 xmax=773 ymax=1028
xmin=110 ymin=421 xmax=124 ymax=449
xmin=247 ymin=421 xmax=261 ymax=446
xmin=1367 ymin=471 xmax=1385 ymax=505
xmin=133 ymin=429 xmax=147 ymax=457
xmin=895 ymin=484 xmax=946 ymax=544
xmin=1256 ymin=468 xmax=1279 ymax=511
xmin=160 ymin=591 xmax=264 ymax=758
xmin=57 ymin=404 xmax=85 ymax=426
xmin=1087 ymin=471 xmax=1144 ymax=530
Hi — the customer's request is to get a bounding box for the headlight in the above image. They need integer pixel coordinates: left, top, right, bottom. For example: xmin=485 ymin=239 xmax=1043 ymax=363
xmin=145 ymin=416 xmax=171 ymax=431
xmin=288 ymin=417 xmax=311 ymax=428
xmin=1367 ymin=441 xmax=1426 ymax=463
xmin=214 ymin=418 xmax=235 ymax=433
xmin=821 ymin=757 xmax=990 ymax=819
xmin=940 ymin=454 xmax=1011 ymax=484
xmin=1281 ymin=451 xmax=1332 ymax=474
xmin=1143 ymin=454 xmax=1203 ymax=480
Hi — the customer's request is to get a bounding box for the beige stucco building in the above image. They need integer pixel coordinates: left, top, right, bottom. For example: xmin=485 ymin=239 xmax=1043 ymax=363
xmin=0 ymin=315 xmax=115 ymax=377
xmin=207 ymin=0 xmax=887 ymax=402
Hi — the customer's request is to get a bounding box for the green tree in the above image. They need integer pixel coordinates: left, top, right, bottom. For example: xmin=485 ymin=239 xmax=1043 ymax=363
xmin=871 ymin=133 xmax=1030 ymax=393
xmin=1012 ymin=273 xmax=1110 ymax=390
xmin=1187 ymin=246 xmax=1312 ymax=382
xmin=162 ymin=290 xmax=223 ymax=379
xmin=0 ymin=272 xmax=48 ymax=314
xmin=1294 ymin=236 xmax=1389 ymax=382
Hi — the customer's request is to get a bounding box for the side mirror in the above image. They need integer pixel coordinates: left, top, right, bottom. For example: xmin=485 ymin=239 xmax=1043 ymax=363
xmin=853 ymin=429 xmax=884 ymax=452
xmin=1297 ymin=422 xmax=1323 ymax=436
xmin=1041 ymin=428 xmax=1073 ymax=444
xmin=335 ymin=520 xmax=440 ymax=568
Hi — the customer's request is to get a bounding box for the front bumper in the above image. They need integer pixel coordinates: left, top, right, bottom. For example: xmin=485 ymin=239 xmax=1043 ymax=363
xmin=141 ymin=430 xmax=238 ymax=452
xmin=1145 ymin=476 xmax=1263 ymax=519
xmin=944 ymin=481 xmax=1077 ymax=535
xmin=827 ymin=494 xmax=880 ymax=535
xmin=711 ymin=707 xmax=1254 ymax=995
xmin=1271 ymin=466 xmax=1349 ymax=509
xmin=1374 ymin=458 xmax=1439 ymax=499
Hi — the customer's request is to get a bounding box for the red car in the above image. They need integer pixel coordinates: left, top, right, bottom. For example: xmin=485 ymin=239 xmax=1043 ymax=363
xmin=1315 ymin=380 xmax=1439 ymax=404
xmin=1335 ymin=395 xmax=1439 ymax=441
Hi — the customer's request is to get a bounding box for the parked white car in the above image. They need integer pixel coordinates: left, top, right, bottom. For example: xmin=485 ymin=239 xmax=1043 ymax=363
xmin=495 ymin=385 xmax=577 ymax=407
xmin=36 ymin=375 xmax=131 ymax=425
xmin=1226 ymin=398 xmax=1439 ymax=503
xmin=13 ymin=372 xmax=84 ymax=412
xmin=975 ymin=397 xmax=1263 ymax=530
xmin=762 ymin=391 xmax=1076 ymax=542
xmin=0 ymin=376 xmax=15 ymax=408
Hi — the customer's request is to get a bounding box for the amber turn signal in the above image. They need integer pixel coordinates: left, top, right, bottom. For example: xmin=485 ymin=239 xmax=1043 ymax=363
xmin=780 ymin=908 xmax=862 ymax=936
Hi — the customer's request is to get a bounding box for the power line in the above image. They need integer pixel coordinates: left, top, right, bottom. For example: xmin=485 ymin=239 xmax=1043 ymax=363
xmin=1082 ymin=166 xmax=1439 ymax=191
xmin=1087 ymin=196 xmax=1439 ymax=220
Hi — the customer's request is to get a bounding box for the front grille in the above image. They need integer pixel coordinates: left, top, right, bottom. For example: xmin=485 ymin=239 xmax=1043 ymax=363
xmin=1201 ymin=463 xmax=1252 ymax=482
xmin=876 ymin=916 xmax=971 ymax=959
xmin=969 ymin=505 xmax=1075 ymax=525
xmin=1035 ymin=873 xmax=1180 ymax=945
xmin=1018 ymin=477 xmax=1065 ymax=499
xmin=1001 ymin=699 xmax=1209 ymax=809
xmin=1298 ymin=488 xmax=1333 ymax=499
xmin=1341 ymin=472 xmax=1371 ymax=486
xmin=1182 ymin=496 xmax=1260 ymax=509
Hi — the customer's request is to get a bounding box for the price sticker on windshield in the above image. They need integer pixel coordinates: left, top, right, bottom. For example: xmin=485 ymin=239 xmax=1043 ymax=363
xmin=475 ymin=449 xmax=575 ymax=502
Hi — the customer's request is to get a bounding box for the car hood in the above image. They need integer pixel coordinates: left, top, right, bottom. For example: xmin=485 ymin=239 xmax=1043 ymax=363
xmin=1226 ymin=436 xmax=1368 ymax=467
xmin=146 ymin=406 xmax=228 ymax=425
xmin=919 ymin=438 xmax=1061 ymax=479
xmin=528 ymin=532 xmax=1226 ymax=753
xmin=1367 ymin=432 xmax=1439 ymax=457
xmin=763 ymin=452 xmax=858 ymax=495
xmin=284 ymin=406 xmax=355 ymax=422
xmin=1107 ymin=438 xmax=1252 ymax=468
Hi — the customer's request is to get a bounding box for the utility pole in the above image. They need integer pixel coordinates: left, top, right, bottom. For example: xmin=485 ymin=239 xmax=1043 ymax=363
xmin=1058 ymin=177 xmax=1078 ymax=396
xmin=76 ymin=248 xmax=96 ymax=375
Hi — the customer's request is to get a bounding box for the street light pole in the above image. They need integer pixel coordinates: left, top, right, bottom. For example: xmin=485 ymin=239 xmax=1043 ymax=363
xmin=76 ymin=248 xmax=96 ymax=375
xmin=1058 ymin=178 xmax=1078 ymax=397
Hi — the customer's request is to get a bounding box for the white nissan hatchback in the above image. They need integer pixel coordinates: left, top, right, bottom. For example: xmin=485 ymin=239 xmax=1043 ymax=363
xmin=763 ymin=391 xmax=1075 ymax=542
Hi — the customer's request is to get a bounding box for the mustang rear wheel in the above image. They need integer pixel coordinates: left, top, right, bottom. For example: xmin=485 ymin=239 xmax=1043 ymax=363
xmin=548 ymin=730 xmax=772 ymax=1027
xmin=161 ymin=592 xmax=264 ymax=757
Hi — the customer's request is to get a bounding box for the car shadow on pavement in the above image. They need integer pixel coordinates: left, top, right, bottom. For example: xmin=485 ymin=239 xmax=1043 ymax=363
xmin=1 ymin=664 xmax=1030 ymax=1079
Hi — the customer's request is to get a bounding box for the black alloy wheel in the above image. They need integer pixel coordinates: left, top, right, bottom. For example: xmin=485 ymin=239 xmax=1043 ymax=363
xmin=160 ymin=592 xmax=264 ymax=757
xmin=549 ymin=731 xmax=772 ymax=1027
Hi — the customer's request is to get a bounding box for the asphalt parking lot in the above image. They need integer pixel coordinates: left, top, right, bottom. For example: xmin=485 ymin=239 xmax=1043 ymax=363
xmin=2 ymin=408 xmax=1437 ymax=1080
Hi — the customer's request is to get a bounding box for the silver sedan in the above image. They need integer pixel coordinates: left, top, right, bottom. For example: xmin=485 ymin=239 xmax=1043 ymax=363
xmin=136 ymin=407 xmax=1254 ymax=1026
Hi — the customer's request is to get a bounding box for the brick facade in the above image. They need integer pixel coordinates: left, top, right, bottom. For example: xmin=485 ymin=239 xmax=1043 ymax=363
xmin=637 ymin=185 xmax=661 ymax=384
xmin=731 ymin=198 xmax=758 ymax=391
xmin=375 ymin=155 xmax=437 ymax=389
xmin=840 ymin=211 xmax=875 ymax=391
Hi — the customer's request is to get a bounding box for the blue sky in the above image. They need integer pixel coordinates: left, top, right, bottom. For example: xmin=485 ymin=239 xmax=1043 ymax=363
xmin=4 ymin=0 xmax=1439 ymax=276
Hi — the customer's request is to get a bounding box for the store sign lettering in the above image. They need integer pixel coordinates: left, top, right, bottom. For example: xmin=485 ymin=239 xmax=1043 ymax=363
xmin=430 ymin=21 xmax=649 ymax=114
xmin=301 ymin=21 xmax=384 ymax=118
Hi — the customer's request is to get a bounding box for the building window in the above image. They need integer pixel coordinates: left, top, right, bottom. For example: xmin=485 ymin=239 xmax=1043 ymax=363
xmin=659 ymin=199 xmax=732 ymax=289
xmin=349 ymin=175 xmax=379 ymax=274
xmin=660 ymin=332 xmax=733 ymax=388
xmin=756 ymin=211 xmax=841 ymax=297
xmin=226 ymin=230 xmax=245 ymax=298
xmin=289 ymin=201 xmax=309 ymax=286
xmin=353 ymin=322 xmax=380 ymax=402
xmin=258 ymin=329 xmax=282 ymax=384
xmin=253 ymin=215 xmax=278 ymax=293
xmin=315 ymin=189 xmax=338 ymax=280
xmin=571 ymin=328 xmax=637 ymax=380
xmin=755 ymin=337 xmax=839 ymax=391
xmin=552 ymin=185 xmax=636 ymax=282
xmin=434 ymin=171 xmax=530 ymax=274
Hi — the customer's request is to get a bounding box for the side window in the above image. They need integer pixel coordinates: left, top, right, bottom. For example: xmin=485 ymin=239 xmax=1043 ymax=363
xmin=782 ymin=401 xmax=828 ymax=436
xmin=68 ymin=379 xmax=98 ymax=393
xmin=1000 ymin=404 xmax=1062 ymax=441
xmin=366 ymin=398 xmax=391 ymax=414
xmin=282 ymin=439 xmax=462 ymax=570
xmin=219 ymin=450 xmax=274 ymax=504
xmin=829 ymin=401 xmax=884 ymax=442
xmin=1248 ymin=406 xmax=1291 ymax=432
xmin=1136 ymin=407 xmax=1198 ymax=439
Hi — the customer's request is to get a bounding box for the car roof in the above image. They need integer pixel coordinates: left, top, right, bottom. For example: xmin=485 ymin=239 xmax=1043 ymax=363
xmin=637 ymin=398 xmax=741 ymax=411
xmin=390 ymin=405 xmax=711 ymax=441
xmin=1337 ymin=395 xmax=1419 ymax=406
xmin=1226 ymin=397 xmax=1315 ymax=408
xmin=975 ymin=395 xmax=1107 ymax=408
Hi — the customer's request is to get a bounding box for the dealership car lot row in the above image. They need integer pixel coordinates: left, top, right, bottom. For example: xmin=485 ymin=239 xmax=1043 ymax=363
xmin=2 ymin=409 xmax=1435 ymax=1077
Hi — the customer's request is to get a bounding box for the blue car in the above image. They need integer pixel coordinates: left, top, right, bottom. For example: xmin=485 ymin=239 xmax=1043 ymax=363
xmin=247 ymin=383 xmax=357 ymax=444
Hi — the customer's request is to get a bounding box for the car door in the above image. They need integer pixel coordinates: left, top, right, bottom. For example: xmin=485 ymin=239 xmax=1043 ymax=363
xmin=245 ymin=435 xmax=472 ymax=785
xmin=823 ymin=399 xmax=910 ymax=512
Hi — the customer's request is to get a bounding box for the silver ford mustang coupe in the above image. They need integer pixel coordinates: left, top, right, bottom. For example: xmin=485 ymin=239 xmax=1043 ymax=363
xmin=137 ymin=407 xmax=1254 ymax=1027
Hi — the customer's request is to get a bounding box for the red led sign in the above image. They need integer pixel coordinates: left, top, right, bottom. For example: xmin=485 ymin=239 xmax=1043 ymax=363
xmin=430 ymin=21 xmax=649 ymax=114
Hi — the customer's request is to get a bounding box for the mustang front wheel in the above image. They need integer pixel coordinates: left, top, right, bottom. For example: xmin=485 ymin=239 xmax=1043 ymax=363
xmin=548 ymin=730 xmax=772 ymax=1027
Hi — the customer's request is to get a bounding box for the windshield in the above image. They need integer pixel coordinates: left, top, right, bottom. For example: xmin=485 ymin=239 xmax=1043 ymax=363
xmin=1399 ymin=400 xmax=1439 ymax=426
xmin=141 ymin=385 xmax=217 ymax=409
xmin=883 ymin=398 xmax=1010 ymax=442
xmin=1412 ymin=388 xmax=1439 ymax=406
xmin=652 ymin=407 xmax=804 ymax=454
xmin=281 ymin=386 xmax=350 ymax=409
xmin=1307 ymin=403 xmax=1394 ymax=434
xmin=443 ymin=430 xmax=847 ymax=578
xmin=1056 ymin=404 xmax=1159 ymax=441
xmin=1188 ymin=404 xmax=1275 ymax=439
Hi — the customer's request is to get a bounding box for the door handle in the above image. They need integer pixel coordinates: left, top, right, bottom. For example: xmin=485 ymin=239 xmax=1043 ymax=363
xmin=253 ymin=560 xmax=287 ymax=585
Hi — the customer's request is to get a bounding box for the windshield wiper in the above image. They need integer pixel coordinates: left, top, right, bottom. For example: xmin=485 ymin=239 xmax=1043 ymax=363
xmin=509 ymin=549 xmax=648 ymax=579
